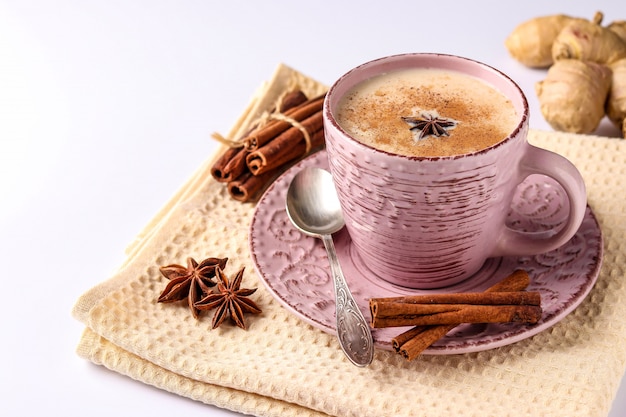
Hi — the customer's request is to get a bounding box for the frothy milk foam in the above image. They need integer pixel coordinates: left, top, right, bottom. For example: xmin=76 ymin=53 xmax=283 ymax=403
xmin=335 ymin=68 xmax=519 ymax=157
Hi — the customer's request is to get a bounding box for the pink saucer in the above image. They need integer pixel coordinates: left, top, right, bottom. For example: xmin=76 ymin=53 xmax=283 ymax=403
xmin=249 ymin=151 xmax=603 ymax=354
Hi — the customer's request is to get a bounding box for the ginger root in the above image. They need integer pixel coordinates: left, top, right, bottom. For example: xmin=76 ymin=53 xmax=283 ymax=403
xmin=535 ymin=59 xmax=612 ymax=134
xmin=552 ymin=12 xmax=626 ymax=65
xmin=608 ymin=20 xmax=626 ymax=43
xmin=507 ymin=11 xmax=626 ymax=137
xmin=607 ymin=58 xmax=626 ymax=137
xmin=505 ymin=14 xmax=583 ymax=68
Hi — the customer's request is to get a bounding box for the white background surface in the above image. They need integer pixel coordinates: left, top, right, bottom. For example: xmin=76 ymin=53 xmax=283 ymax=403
xmin=1 ymin=1 xmax=624 ymax=416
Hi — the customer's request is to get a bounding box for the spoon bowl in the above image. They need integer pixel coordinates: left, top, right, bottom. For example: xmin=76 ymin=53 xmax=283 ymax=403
xmin=286 ymin=167 xmax=374 ymax=367
xmin=285 ymin=167 xmax=345 ymax=236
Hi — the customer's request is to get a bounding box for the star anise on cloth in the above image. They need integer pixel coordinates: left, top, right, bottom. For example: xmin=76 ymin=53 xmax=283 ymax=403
xmin=402 ymin=112 xmax=457 ymax=140
xmin=194 ymin=267 xmax=262 ymax=330
xmin=157 ymin=257 xmax=228 ymax=319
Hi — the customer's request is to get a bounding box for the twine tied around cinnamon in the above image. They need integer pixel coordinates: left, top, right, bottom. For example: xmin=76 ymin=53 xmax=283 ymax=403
xmin=260 ymin=112 xmax=313 ymax=154
xmin=210 ymin=89 xmax=317 ymax=155
xmin=211 ymin=132 xmax=245 ymax=148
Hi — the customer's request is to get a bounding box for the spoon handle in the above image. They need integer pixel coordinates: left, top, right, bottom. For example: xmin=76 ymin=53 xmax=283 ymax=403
xmin=321 ymin=234 xmax=374 ymax=366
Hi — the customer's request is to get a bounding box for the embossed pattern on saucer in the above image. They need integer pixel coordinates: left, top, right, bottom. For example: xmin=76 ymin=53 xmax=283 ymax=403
xmin=249 ymin=151 xmax=603 ymax=354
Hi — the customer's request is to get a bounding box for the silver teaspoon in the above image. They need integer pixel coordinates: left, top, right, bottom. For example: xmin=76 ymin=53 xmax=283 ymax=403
xmin=285 ymin=167 xmax=374 ymax=366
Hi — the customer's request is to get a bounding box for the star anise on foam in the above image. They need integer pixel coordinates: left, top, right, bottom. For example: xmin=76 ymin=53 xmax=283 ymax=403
xmin=157 ymin=257 xmax=228 ymax=319
xmin=402 ymin=112 xmax=457 ymax=140
xmin=194 ymin=267 xmax=262 ymax=330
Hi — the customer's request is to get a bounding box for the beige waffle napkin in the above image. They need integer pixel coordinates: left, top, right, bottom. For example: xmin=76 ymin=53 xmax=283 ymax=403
xmin=72 ymin=64 xmax=626 ymax=417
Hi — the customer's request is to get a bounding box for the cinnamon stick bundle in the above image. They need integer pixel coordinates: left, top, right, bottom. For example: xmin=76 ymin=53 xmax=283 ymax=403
xmin=210 ymin=90 xmax=327 ymax=202
xmin=389 ymin=270 xmax=538 ymax=360
xmin=210 ymin=90 xmax=308 ymax=183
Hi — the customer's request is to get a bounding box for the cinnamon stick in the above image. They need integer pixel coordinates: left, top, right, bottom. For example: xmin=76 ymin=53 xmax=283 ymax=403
xmin=243 ymin=94 xmax=325 ymax=151
xmin=392 ymin=269 xmax=533 ymax=360
xmin=371 ymin=292 xmax=541 ymax=328
xmin=210 ymin=145 xmax=244 ymax=182
xmin=211 ymin=146 xmax=249 ymax=183
xmin=392 ymin=325 xmax=450 ymax=358
xmin=371 ymin=291 xmax=541 ymax=307
xmin=478 ymin=269 xmax=531 ymax=293
xmin=278 ymin=90 xmax=309 ymax=112
xmin=371 ymin=304 xmax=542 ymax=327
xmin=226 ymin=170 xmax=277 ymax=202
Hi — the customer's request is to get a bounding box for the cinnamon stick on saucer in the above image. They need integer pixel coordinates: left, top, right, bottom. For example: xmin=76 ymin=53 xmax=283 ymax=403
xmin=390 ymin=269 xmax=536 ymax=360
xmin=371 ymin=302 xmax=541 ymax=327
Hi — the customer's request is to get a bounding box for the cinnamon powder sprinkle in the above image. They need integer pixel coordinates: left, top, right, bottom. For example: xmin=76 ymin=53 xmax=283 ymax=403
xmin=336 ymin=69 xmax=519 ymax=157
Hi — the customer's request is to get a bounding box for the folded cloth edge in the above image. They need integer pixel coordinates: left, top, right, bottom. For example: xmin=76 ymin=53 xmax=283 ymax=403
xmin=76 ymin=327 xmax=332 ymax=417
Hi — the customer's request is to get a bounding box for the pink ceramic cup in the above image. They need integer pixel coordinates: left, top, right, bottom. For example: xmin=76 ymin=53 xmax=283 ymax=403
xmin=323 ymin=53 xmax=587 ymax=289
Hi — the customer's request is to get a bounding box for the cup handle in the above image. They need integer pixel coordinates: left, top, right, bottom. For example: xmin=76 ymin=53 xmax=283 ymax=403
xmin=493 ymin=145 xmax=587 ymax=257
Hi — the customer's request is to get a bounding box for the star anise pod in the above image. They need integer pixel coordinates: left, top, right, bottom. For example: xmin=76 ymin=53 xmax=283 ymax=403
xmin=157 ymin=257 xmax=228 ymax=319
xmin=402 ymin=112 xmax=457 ymax=140
xmin=194 ymin=266 xmax=262 ymax=330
